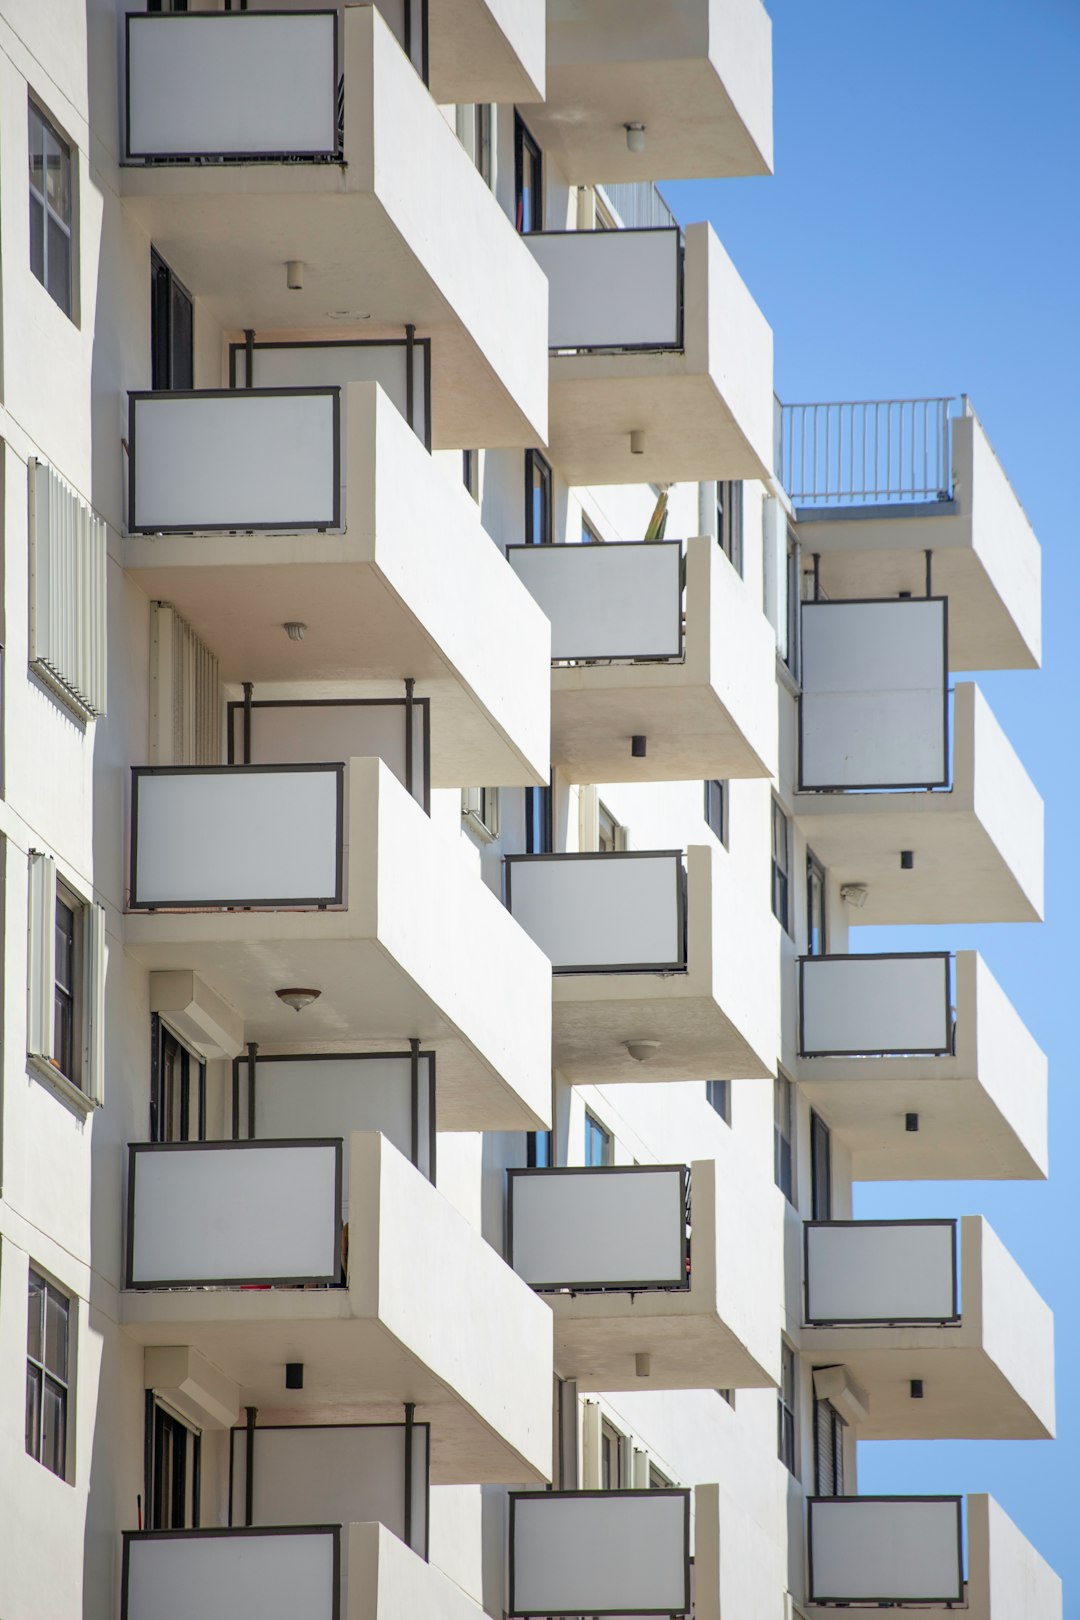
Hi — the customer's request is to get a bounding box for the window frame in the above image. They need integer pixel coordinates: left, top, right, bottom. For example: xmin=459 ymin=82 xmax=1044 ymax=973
xmin=581 ymin=513 xmax=603 ymax=545
xmin=525 ymin=782 xmax=553 ymax=854
xmin=705 ymin=1079 xmax=731 ymax=1125
xmin=53 ymin=889 xmax=79 ymax=1086
xmin=462 ymin=448 xmax=479 ymax=501
xmin=524 ymin=448 xmax=553 ymax=546
xmin=584 ymin=1111 xmax=612 ymax=1167
xmin=716 ymin=481 xmax=743 ymax=576
xmin=777 ymin=1341 xmax=797 ymax=1476
xmin=26 ymin=1268 xmax=72 ymax=1481
xmin=806 ymin=849 xmax=826 ymax=957
xmin=145 ymin=1392 xmax=202 ymax=1529
xmin=813 ymin=1395 xmax=845 ymax=1496
xmin=28 ymin=98 xmax=74 ymax=318
xmin=28 ymin=853 xmax=105 ymax=1108
xmin=771 ymin=798 xmax=791 ymax=934
xmin=526 ymin=1130 xmax=552 ymax=1168
xmin=150 ymin=1014 xmax=207 ymax=1144
xmin=597 ymin=801 xmax=623 ymax=854
xmin=600 ymin=1418 xmax=625 ymax=1489
xmin=462 ymin=785 xmax=500 ymax=843
xmin=150 ymin=247 xmax=194 ymax=391
xmin=704 ymin=779 xmax=727 ymax=847
xmin=514 ymin=112 xmax=543 ymax=233
xmin=773 ymin=1076 xmax=795 ymax=1204
xmin=810 ymin=1110 xmax=832 ymax=1222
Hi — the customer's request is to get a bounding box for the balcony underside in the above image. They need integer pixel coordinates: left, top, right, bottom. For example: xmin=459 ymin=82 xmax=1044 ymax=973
xmin=550 ymin=670 xmax=772 ymax=784
xmin=552 ymin=980 xmax=771 ymax=1083
xmin=119 ymin=1292 xmax=541 ymax=1485
xmin=549 ymin=1298 xmax=774 ymax=1392
xmin=123 ymin=547 xmax=541 ymax=789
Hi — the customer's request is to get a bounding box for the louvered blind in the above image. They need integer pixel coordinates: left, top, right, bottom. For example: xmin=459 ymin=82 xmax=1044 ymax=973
xmin=150 ymin=603 xmax=222 ymax=766
xmin=28 ymin=457 xmax=108 ymax=717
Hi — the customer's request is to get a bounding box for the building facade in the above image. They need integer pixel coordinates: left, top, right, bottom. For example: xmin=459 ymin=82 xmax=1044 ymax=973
xmin=0 ymin=1 xmax=1059 ymax=1617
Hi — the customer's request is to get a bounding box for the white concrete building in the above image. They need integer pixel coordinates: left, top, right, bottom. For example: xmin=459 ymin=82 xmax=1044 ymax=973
xmin=0 ymin=2 xmax=1059 ymax=1617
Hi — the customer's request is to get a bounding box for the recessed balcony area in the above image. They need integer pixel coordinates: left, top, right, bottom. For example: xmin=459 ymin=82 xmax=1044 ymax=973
xmin=794 ymin=598 xmax=1042 ymax=924
xmin=124 ymin=757 xmax=552 ymax=1131
xmin=507 ymin=1157 xmax=780 ymax=1391
xmin=504 ymin=846 xmax=776 ymax=1083
xmin=124 ymin=380 xmax=551 ymax=788
xmin=121 ymin=1132 xmax=553 ymax=1484
xmin=795 ymin=951 xmax=1047 ymax=1180
xmin=508 ymin=1488 xmax=691 ymax=1617
xmin=779 ymin=397 xmax=1040 ymax=670
xmin=523 ymin=222 xmax=774 ymax=485
xmin=801 ymin=1216 xmax=1054 ymax=1440
xmin=119 ymin=6 xmax=548 ymax=447
xmin=506 ymin=535 xmax=777 ymax=783
xmin=523 ymin=0 xmax=772 ymax=183
xmin=804 ymin=1494 xmax=1061 ymax=1615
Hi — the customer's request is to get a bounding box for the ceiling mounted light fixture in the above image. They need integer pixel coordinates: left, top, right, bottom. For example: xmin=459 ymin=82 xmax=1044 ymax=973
xmin=625 ymin=1040 xmax=660 ymax=1064
xmin=283 ymin=621 xmax=307 ymax=641
xmin=275 ymin=987 xmax=321 ymax=1013
xmin=286 ymin=260 xmax=305 ymax=291
xmin=625 ymin=122 xmax=646 ymax=154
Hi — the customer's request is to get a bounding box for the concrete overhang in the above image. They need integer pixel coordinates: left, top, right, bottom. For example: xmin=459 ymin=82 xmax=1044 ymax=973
xmin=120 ymin=1134 xmax=554 ymax=1486
xmin=123 ymin=759 xmax=553 ymax=1132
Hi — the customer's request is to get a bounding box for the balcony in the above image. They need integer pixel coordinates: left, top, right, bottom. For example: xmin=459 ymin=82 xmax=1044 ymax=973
xmin=504 ymin=845 xmax=775 ymax=1082
xmin=524 ymin=0 xmax=772 ymax=183
xmin=779 ymin=399 xmax=1040 ymax=670
xmin=507 ymin=1156 xmax=779 ymax=1391
xmin=795 ymin=951 xmax=1048 ymax=1180
xmin=120 ymin=7 xmax=547 ymax=447
xmin=506 ymin=536 xmax=777 ymax=783
xmin=801 ymin=1216 xmax=1053 ymax=1440
xmin=805 ymin=1495 xmax=1061 ymax=1615
xmin=508 ymin=1488 xmax=691 ymax=1617
xmin=795 ymin=606 xmax=1043 ymax=922
xmin=121 ymin=1132 xmax=553 ymax=1485
xmin=523 ymin=223 xmax=773 ymax=485
xmin=123 ymin=1520 xmax=492 ymax=1620
xmin=124 ymin=758 xmax=552 ymax=1132
xmin=124 ymin=382 xmax=550 ymax=788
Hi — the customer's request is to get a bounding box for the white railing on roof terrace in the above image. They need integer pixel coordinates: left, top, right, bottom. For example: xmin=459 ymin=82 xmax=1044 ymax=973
xmin=597 ymin=180 xmax=676 ymax=231
xmin=778 ymin=396 xmax=957 ymax=506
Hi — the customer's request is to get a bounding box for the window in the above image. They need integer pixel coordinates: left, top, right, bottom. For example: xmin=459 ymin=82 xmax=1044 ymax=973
xmin=514 ymin=113 xmax=543 ymax=233
xmin=600 ymin=1420 xmax=624 ymax=1488
xmin=151 ymin=1016 xmax=206 ymax=1144
xmin=585 ymin=1112 xmax=611 ymax=1166
xmin=146 ymin=1395 xmax=201 ymax=1529
xmin=462 ymin=449 xmax=479 ymax=500
xmin=462 ymin=786 xmax=500 ymax=842
xmin=810 ymin=1111 xmax=831 ymax=1222
xmin=524 ymin=449 xmax=552 ymax=545
xmin=773 ymin=1077 xmax=794 ymax=1204
xmin=151 ymin=249 xmax=193 ymax=391
xmin=814 ymin=1397 xmax=845 ymax=1496
xmin=717 ymin=1387 xmax=736 ymax=1409
xmin=456 ymin=103 xmax=492 ymax=186
xmin=598 ymin=802 xmax=623 ymax=853
xmin=706 ymin=1080 xmax=730 ymax=1125
xmin=28 ymin=854 xmax=105 ymax=1102
xmin=582 ymin=514 xmax=603 ymax=544
xmin=771 ymin=799 xmax=791 ymax=933
xmin=777 ymin=1342 xmax=797 ymax=1475
xmin=26 ymin=1270 xmax=70 ymax=1479
xmin=527 ymin=1130 xmax=552 ymax=1168
xmin=717 ymin=481 xmax=743 ymax=575
xmin=704 ymin=780 xmax=727 ymax=846
xmin=525 ymin=782 xmax=553 ymax=854
xmin=649 ymin=1464 xmax=673 ymax=1488
xmin=29 ymin=101 xmax=73 ymax=316
xmin=806 ymin=850 xmax=826 ymax=956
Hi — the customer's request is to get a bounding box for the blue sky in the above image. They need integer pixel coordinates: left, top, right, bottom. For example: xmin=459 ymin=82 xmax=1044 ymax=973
xmin=666 ymin=0 xmax=1080 ymax=1605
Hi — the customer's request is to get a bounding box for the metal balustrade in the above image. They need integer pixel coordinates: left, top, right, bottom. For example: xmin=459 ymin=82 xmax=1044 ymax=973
xmin=804 ymin=1219 xmax=959 ymax=1327
xmin=506 ymin=540 xmax=683 ymax=662
xmin=798 ymin=953 xmax=954 ymax=1058
xmin=807 ymin=1496 xmax=964 ymax=1605
xmin=505 ymin=852 xmax=687 ymax=974
xmin=509 ymin=1489 xmax=691 ymax=1617
xmin=507 ymin=1165 xmax=690 ymax=1293
xmin=778 ymin=397 xmax=955 ymax=506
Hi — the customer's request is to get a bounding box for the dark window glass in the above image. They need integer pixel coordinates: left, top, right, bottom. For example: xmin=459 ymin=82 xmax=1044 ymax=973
xmin=600 ymin=1422 xmax=622 ymax=1489
xmin=706 ymin=1079 xmax=730 ymax=1125
xmin=151 ymin=249 xmax=194 ymax=390
xmin=584 ymin=1113 xmax=611 ymax=1166
xmin=151 ymin=1015 xmax=206 ymax=1143
xmin=649 ymin=1464 xmax=672 ymax=1487
xmin=54 ymin=897 xmax=76 ymax=1083
xmin=524 ymin=449 xmax=552 ymax=545
xmin=718 ymin=1387 xmax=735 ymax=1408
xmin=526 ymin=1130 xmax=552 ymax=1168
xmin=773 ymin=1078 xmax=794 ymax=1203
xmin=810 ymin=1111 xmax=831 ymax=1222
xmin=771 ymin=799 xmax=790 ymax=933
xmin=26 ymin=1270 xmax=70 ymax=1479
xmin=806 ymin=851 xmax=826 ymax=956
xmin=582 ymin=514 xmax=602 ymax=544
xmin=717 ymin=481 xmax=743 ymax=575
xmin=814 ymin=1397 xmax=845 ymax=1496
xmin=28 ymin=101 xmax=72 ymax=316
xmin=704 ymin=780 xmax=726 ymax=846
xmin=514 ymin=113 xmax=542 ymax=233
xmin=777 ymin=1342 xmax=797 ymax=1475
xmin=525 ymin=783 xmax=553 ymax=854
xmin=462 ymin=449 xmax=478 ymax=499
xmin=147 ymin=1394 xmax=201 ymax=1529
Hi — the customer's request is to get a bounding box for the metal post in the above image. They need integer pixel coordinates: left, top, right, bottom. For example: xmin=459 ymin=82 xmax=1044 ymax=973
xmin=244 ymin=1405 xmax=257 ymax=1526
xmin=246 ymin=1041 xmax=258 ymax=1140
xmin=243 ymin=329 xmax=255 ymax=388
xmin=404 ymin=324 xmax=416 ymax=435
xmin=242 ymin=682 xmax=253 ymax=764
xmin=409 ymin=1038 xmax=420 ymax=1169
xmin=925 ymin=550 xmax=933 ymax=597
xmin=403 ymin=1402 xmax=416 ymax=1549
xmin=404 ymin=678 xmax=415 ymax=799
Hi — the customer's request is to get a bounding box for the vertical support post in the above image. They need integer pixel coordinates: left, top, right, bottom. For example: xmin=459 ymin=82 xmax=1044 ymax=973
xmin=244 ymin=1405 xmax=257 ymax=1527
xmin=812 ymin=552 xmax=821 ymax=602
xmin=403 ymin=1402 xmax=416 ymax=1550
xmin=925 ymin=549 xmax=933 ymax=598
xmin=243 ymin=330 xmax=255 ymax=388
xmin=246 ymin=1041 xmax=258 ymax=1140
xmin=405 ymin=324 xmax=416 ymax=435
xmin=231 ymin=1057 xmax=240 ymax=1141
